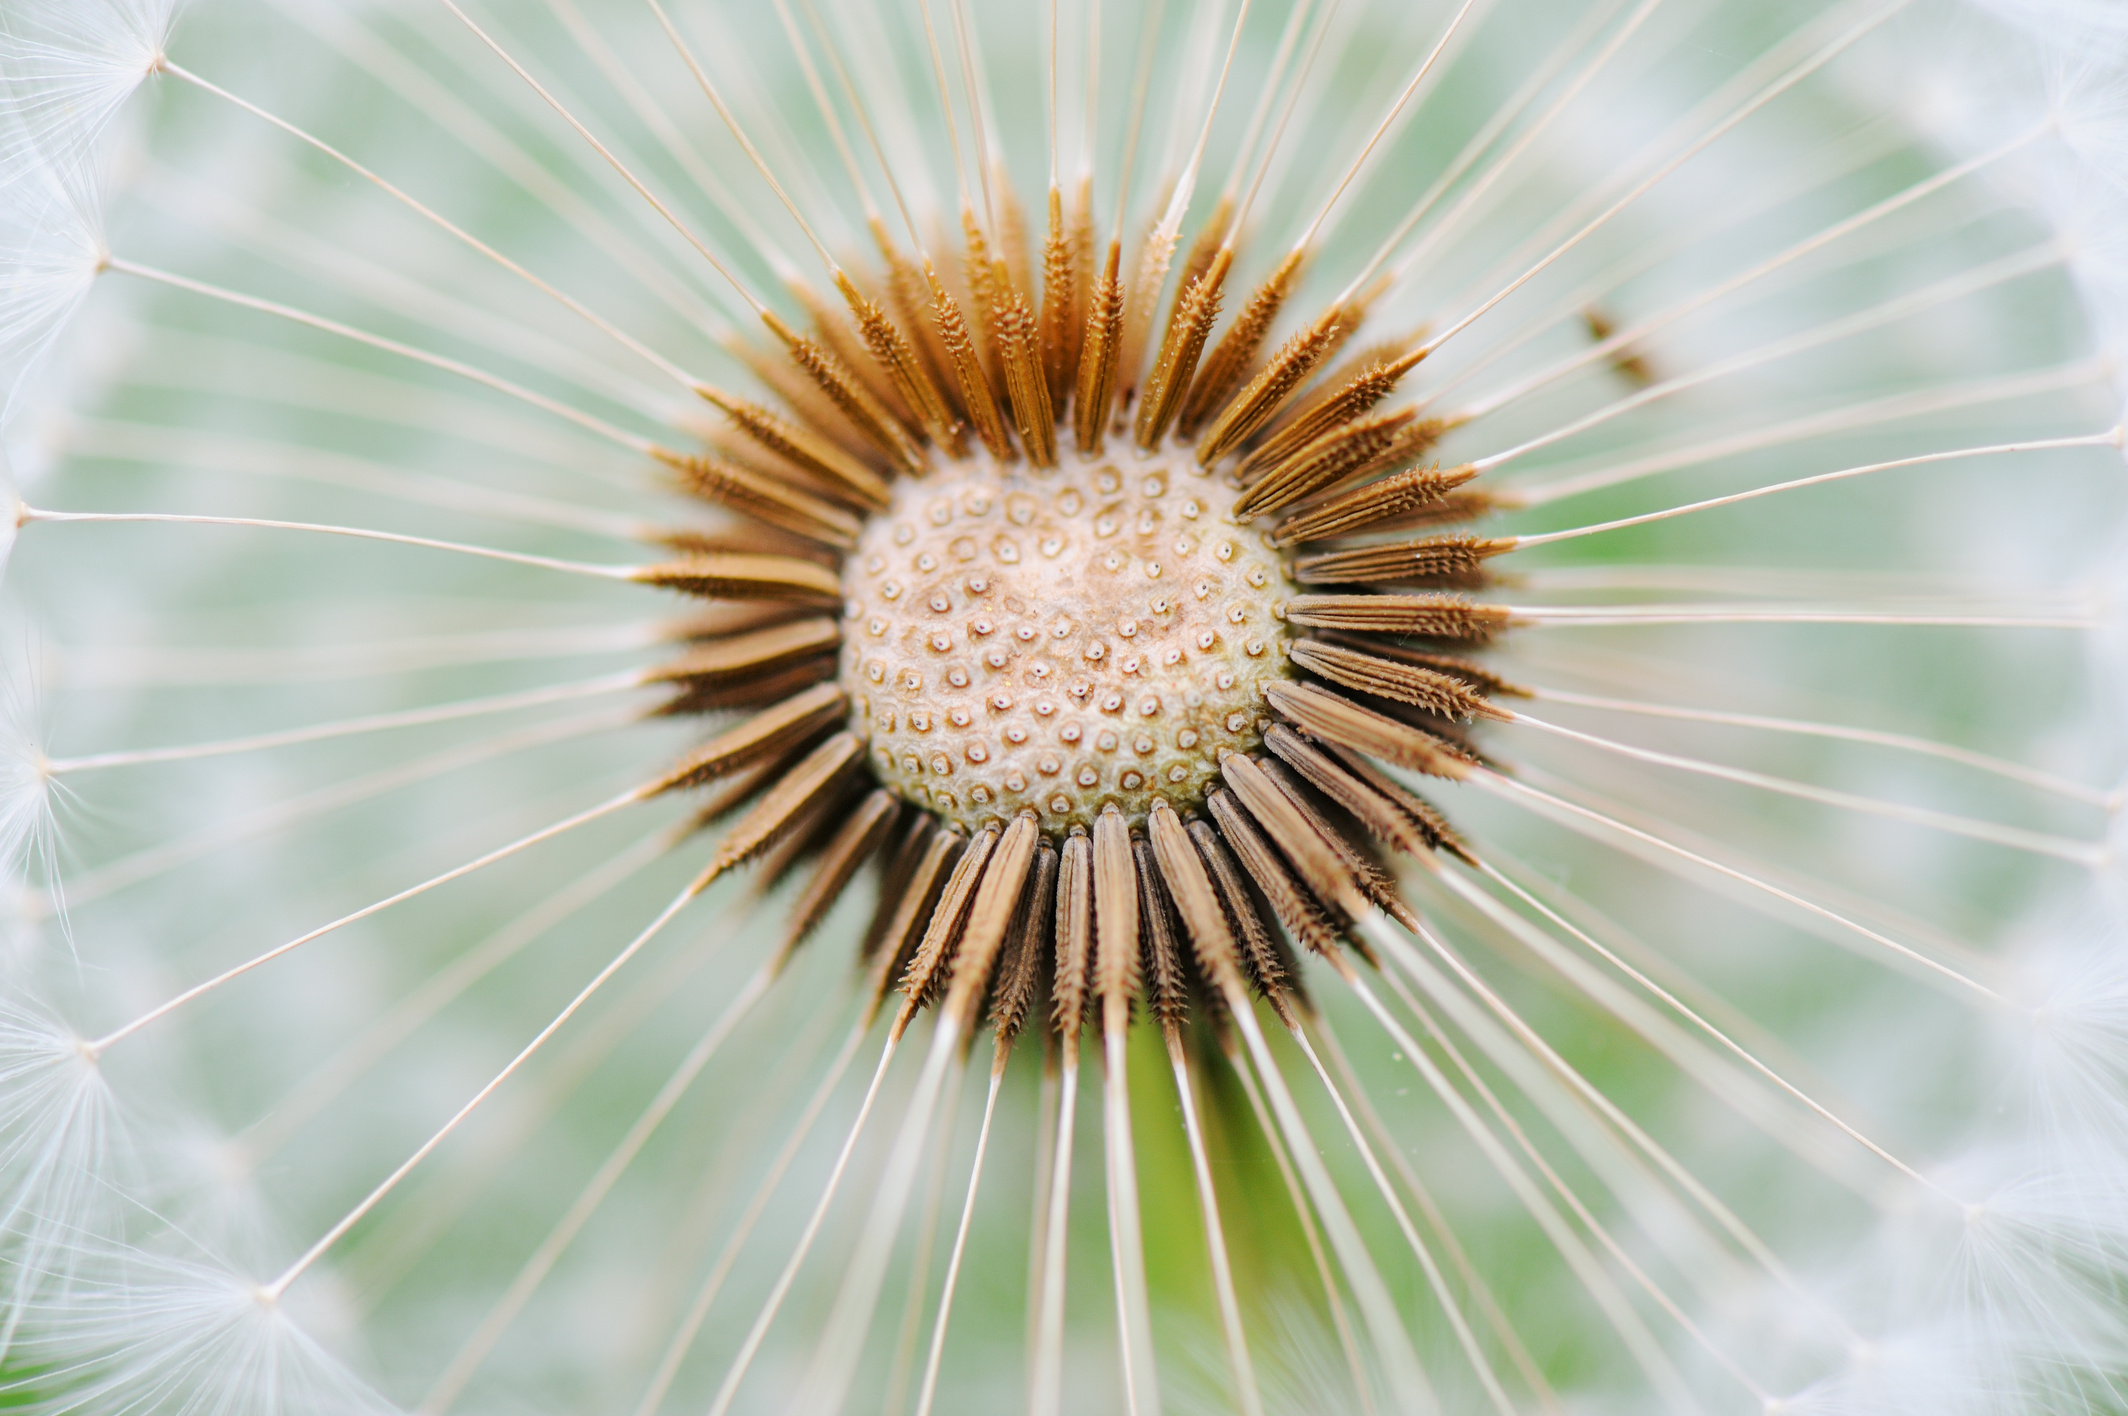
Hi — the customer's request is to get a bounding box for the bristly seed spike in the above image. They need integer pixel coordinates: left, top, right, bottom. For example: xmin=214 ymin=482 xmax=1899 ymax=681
xmin=1202 ymin=791 xmax=1344 ymax=961
xmin=1039 ymin=184 xmax=1082 ymax=414
xmin=1073 ymin=242 xmax=1125 ymax=455
xmin=761 ymin=309 xmax=928 ymax=476
xmin=1182 ymin=250 xmax=1303 ymax=436
xmin=1283 ymin=593 xmax=1511 ymax=641
xmin=1263 ymin=681 xmax=1479 ymax=779
xmin=928 ymin=263 xmax=1017 ymax=461
xmin=1091 ymin=806 xmax=1142 ymax=1019
xmin=650 ymin=682 xmax=847 ymax=795
xmin=834 ymin=264 xmax=965 ymax=457
xmin=1289 ymin=639 xmax=1508 ymax=721
xmin=937 ymin=814 xmax=1042 ymax=1025
xmin=963 ymin=208 xmax=1006 ymax=381
xmin=989 ymin=840 xmax=1059 ymax=1056
xmin=1233 ymin=409 xmax=1420 ymax=518
xmin=996 ymin=286 xmax=1059 ymax=467
xmin=1188 ymin=817 xmax=1301 ymax=1021
xmin=1271 ymin=464 xmax=1480 ymax=546
xmin=1134 ymin=247 xmax=1231 ymax=450
xmin=1195 ymin=303 xmax=1349 ymax=466
xmin=900 ymin=824 xmax=1000 ymax=1010
xmin=1132 ymin=839 xmax=1190 ymax=1029
xmin=654 ymin=448 xmax=864 ymax=548
xmin=1291 ymin=533 xmax=1516 ymax=589
xmin=1240 ymin=342 xmax=1427 ymax=480
xmin=780 ymin=789 xmax=902 ymax=953
xmin=692 ymin=732 xmax=866 ymax=891
xmin=1051 ymin=832 xmax=1095 ymax=1052
xmin=696 ymin=385 xmax=894 ymax=507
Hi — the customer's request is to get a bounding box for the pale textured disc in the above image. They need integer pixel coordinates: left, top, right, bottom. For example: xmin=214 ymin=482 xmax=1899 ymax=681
xmin=840 ymin=445 xmax=1296 ymax=833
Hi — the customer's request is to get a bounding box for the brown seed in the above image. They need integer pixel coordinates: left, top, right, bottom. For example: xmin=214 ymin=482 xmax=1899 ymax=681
xmin=836 ymin=266 xmax=963 ymax=455
xmin=997 ymin=174 xmax=1037 ymax=312
xmin=1039 ymin=185 xmax=1082 ymax=413
xmin=1203 ymin=790 xmax=1343 ymax=959
xmin=1306 ymin=732 xmax=1477 ymax=866
xmin=1262 ymin=680 xmax=1477 ymax=779
xmin=1238 ymin=345 xmax=1425 ymax=480
xmin=779 ymin=789 xmax=902 ymax=953
xmin=632 ymin=553 xmax=843 ymax=604
xmin=1181 ymin=249 xmax=1303 ymax=436
xmin=990 ymin=839 xmax=1059 ymax=1047
xmin=793 ymin=278 xmax=918 ymax=431
xmin=1312 ymin=632 xmax=1529 ymax=697
xmin=1133 ymin=838 xmax=1190 ymax=1028
xmin=962 ymin=209 xmax=1005 ymax=380
xmin=1051 ymin=831 xmax=1096 ymax=1047
xmin=648 ymin=618 xmax=843 ymax=688
xmin=661 ymin=602 xmax=819 ymax=643
xmin=655 ymin=448 xmax=864 ymax=548
xmin=764 ymin=310 xmax=926 ymax=475
xmin=1217 ymin=754 xmax=1372 ymax=922
xmin=1290 ymin=534 xmax=1516 ymax=588
xmin=1134 ymin=248 xmax=1230 ymax=449
xmin=1175 ymin=196 xmax=1233 ymax=303
xmin=1256 ymin=755 xmax=1421 ymax=934
xmin=1282 ymin=593 xmax=1511 ymax=642
xmin=1359 ymin=489 xmax=1504 ymax=536
xmin=930 ymin=266 xmax=1015 ymax=461
xmin=653 ymin=656 xmax=837 ymax=718
xmin=696 ymin=386 xmax=892 ymax=508
xmin=1187 ymin=817 xmax=1299 ymax=1015
xmin=1145 ymin=800 xmax=1248 ymax=997
xmin=867 ymin=827 xmax=965 ymax=1026
xmin=901 ymin=823 xmax=1001 ymax=1008
xmin=649 ymin=682 xmax=847 ymax=794
xmin=690 ymin=731 xmax=865 ymax=894
xmin=747 ymin=779 xmax=864 ymax=900
xmin=1262 ymin=724 xmax=1444 ymax=864
xmin=1092 ymin=806 xmax=1142 ymax=1015
xmin=1234 ymin=410 xmax=1419 ymax=519
xmin=1074 ymin=242 xmax=1126 ymax=455
xmin=937 ymin=814 xmax=1042 ymax=1023
xmin=862 ymin=816 xmax=947 ymax=961
xmin=995 ymin=288 xmax=1058 ymax=468
xmin=1271 ymin=464 xmax=1480 ymax=546
xmin=1194 ymin=304 xmax=1347 ymax=466
xmin=1287 ymin=638 xmax=1505 ymax=721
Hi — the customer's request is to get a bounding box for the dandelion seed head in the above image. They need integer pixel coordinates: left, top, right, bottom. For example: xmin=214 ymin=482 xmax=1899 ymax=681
xmin=0 ymin=0 xmax=2124 ymax=1411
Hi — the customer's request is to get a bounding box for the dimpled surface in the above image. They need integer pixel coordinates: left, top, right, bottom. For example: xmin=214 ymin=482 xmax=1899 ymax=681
xmin=840 ymin=445 xmax=1296 ymax=834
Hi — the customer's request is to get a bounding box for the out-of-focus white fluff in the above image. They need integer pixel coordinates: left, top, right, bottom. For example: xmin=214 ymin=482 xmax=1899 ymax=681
xmin=0 ymin=997 xmax=112 ymax=1347
xmin=11 ymin=1246 xmax=395 ymax=1416
xmin=0 ymin=0 xmax=154 ymax=431
xmin=0 ymin=152 xmax=103 ymax=433
xmin=0 ymin=0 xmax=172 ymax=178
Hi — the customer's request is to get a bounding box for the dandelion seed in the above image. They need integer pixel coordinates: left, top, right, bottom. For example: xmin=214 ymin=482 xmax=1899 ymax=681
xmin=1 ymin=0 xmax=2125 ymax=1414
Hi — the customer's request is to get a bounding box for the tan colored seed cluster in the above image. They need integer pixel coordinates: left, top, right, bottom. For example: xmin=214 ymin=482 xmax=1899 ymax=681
xmin=840 ymin=445 xmax=1295 ymax=833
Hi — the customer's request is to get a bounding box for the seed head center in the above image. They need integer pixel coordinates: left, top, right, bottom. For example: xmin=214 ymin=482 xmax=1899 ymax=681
xmin=840 ymin=445 xmax=1295 ymax=834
